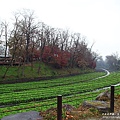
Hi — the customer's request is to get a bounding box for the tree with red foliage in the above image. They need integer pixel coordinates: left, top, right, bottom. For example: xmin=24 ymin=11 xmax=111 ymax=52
xmin=41 ymin=45 xmax=70 ymax=68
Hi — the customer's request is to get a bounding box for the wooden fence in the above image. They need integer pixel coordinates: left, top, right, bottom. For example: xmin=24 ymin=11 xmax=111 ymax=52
xmin=57 ymin=85 xmax=115 ymax=120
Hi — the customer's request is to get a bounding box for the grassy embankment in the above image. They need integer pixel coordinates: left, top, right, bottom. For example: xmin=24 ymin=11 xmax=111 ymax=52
xmin=0 ymin=62 xmax=94 ymax=82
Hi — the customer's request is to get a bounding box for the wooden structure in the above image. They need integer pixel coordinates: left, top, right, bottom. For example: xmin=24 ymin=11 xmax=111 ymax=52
xmin=0 ymin=55 xmax=20 ymax=65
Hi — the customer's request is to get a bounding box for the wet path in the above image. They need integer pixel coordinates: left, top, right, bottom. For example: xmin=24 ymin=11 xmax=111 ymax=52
xmin=93 ymin=68 xmax=120 ymax=92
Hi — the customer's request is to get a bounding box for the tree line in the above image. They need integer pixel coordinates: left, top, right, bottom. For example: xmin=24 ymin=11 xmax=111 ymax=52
xmin=0 ymin=9 xmax=97 ymax=70
xmin=96 ymin=53 xmax=120 ymax=71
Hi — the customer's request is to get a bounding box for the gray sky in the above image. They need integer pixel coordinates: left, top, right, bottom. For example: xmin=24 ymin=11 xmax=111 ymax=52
xmin=0 ymin=0 xmax=120 ymax=59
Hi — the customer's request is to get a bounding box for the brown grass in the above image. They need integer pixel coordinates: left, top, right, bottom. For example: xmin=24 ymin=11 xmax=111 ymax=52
xmin=40 ymin=95 xmax=120 ymax=120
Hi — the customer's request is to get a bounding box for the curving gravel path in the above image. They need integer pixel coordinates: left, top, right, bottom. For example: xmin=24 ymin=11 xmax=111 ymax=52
xmin=94 ymin=68 xmax=110 ymax=80
xmin=93 ymin=68 xmax=120 ymax=91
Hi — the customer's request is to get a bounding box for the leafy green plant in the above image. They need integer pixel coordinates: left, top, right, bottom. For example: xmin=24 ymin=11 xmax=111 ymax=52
xmin=0 ymin=71 xmax=120 ymax=118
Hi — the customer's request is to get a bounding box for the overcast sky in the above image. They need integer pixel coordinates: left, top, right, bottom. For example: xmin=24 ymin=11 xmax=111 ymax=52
xmin=0 ymin=0 xmax=120 ymax=59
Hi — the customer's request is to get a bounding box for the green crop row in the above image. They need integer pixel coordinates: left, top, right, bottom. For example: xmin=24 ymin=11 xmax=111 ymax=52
xmin=0 ymin=72 xmax=119 ymax=106
xmin=0 ymin=89 xmax=105 ymax=118
xmin=0 ymin=85 xmax=119 ymax=118
xmin=0 ymin=71 xmax=120 ymax=118
xmin=0 ymin=80 xmax=110 ymax=105
xmin=0 ymin=72 xmax=105 ymax=94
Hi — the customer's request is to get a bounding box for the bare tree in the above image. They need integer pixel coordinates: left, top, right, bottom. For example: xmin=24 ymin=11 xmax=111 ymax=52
xmin=0 ymin=22 xmax=4 ymax=43
xmin=58 ymin=29 xmax=69 ymax=51
xmin=13 ymin=9 xmax=39 ymax=63
xmin=35 ymin=22 xmax=47 ymax=74
xmin=105 ymin=52 xmax=120 ymax=71
xmin=2 ymin=21 xmax=9 ymax=59
xmin=3 ymin=16 xmax=21 ymax=78
xmin=69 ymin=33 xmax=81 ymax=67
xmin=0 ymin=21 xmax=5 ymax=55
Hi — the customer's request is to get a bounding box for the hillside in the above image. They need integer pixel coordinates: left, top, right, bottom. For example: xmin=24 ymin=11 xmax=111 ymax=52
xmin=0 ymin=62 xmax=94 ymax=83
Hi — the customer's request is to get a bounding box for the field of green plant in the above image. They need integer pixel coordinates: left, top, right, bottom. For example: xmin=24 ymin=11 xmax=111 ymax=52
xmin=0 ymin=71 xmax=120 ymax=118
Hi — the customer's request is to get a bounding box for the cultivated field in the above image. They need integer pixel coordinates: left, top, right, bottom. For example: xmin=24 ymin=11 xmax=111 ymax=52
xmin=0 ymin=71 xmax=120 ymax=118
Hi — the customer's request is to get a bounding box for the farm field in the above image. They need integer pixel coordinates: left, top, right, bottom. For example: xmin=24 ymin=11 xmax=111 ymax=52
xmin=0 ymin=71 xmax=120 ymax=118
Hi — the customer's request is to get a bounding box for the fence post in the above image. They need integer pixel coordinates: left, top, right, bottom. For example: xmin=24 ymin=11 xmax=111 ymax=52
xmin=110 ymin=85 xmax=114 ymax=113
xmin=57 ymin=95 xmax=62 ymax=120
